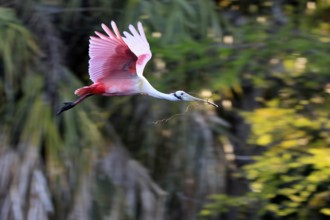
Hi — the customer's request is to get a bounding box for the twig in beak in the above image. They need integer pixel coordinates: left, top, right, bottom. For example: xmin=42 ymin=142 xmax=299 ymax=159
xmin=204 ymin=99 xmax=218 ymax=107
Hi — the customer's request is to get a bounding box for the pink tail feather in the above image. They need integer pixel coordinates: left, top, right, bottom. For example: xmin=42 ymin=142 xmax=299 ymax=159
xmin=74 ymin=83 xmax=106 ymax=96
xmin=75 ymin=86 xmax=91 ymax=96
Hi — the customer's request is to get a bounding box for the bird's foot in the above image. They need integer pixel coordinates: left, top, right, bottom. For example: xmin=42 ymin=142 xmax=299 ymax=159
xmin=56 ymin=102 xmax=75 ymax=116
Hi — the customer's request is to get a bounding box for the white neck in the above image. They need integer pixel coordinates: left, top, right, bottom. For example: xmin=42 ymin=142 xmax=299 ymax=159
xmin=140 ymin=77 xmax=178 ymax=101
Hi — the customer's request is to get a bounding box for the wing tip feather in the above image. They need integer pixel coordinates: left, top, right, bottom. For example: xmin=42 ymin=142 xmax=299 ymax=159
xmin=100 ymin=24 xmax=105 ymax=29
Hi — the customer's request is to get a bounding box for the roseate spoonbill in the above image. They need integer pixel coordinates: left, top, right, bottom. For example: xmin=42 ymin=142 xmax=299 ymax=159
xmin=56 ymin=21 xmax=218 ymax=115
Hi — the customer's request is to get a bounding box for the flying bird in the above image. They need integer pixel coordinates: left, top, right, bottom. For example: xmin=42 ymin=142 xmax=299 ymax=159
xmin=57 ymin=21 xmax=217 ymax=115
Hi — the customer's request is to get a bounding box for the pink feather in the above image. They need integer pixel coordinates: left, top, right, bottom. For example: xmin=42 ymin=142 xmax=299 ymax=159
xmin=88 ymin=21 xmax=152 ymax=83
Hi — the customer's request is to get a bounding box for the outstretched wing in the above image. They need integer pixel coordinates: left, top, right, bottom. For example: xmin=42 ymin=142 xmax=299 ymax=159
xmin=122 ymin=22 xmax=152 ymax=77
xmin=88 ymin=21 xmax=138 ymax=83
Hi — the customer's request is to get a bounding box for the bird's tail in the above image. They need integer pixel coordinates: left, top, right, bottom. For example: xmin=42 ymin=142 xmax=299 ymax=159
xmin=75 ymin=86 xmax=91 ymax=96
xmin=75 ymin=83 xmax=106 ymax=96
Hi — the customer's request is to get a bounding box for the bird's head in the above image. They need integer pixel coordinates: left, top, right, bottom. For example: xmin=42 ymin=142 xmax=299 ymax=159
xmin=172 ymin=90 xmax=218 ymax=107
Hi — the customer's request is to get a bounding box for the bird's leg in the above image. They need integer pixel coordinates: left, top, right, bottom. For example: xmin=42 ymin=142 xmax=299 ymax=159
xmin=56 ymin=94 xmax=93 ymax=116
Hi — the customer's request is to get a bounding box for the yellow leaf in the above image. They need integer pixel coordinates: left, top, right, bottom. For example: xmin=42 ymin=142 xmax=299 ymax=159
xmin=257 ymin=134 xmax=272 ymax=145
xmin=320 ymin=208 xmax=330 ymax=216
xmin=199 ymin=210 xmax=211 ymax=216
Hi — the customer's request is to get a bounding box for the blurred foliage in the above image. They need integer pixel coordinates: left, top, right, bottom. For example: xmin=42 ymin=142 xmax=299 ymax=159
xmin=201 ymin=0 xmax=330 ymax=219
xmin=0 ymin=0 xmax=227 ymax=220
xmin=122 ymin=0 xmax=222 ymax=43
xmin=1 ymin=0 xmax=330 ymax=220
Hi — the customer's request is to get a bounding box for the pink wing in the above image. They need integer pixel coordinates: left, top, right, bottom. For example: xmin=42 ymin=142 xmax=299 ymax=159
xmin=88 ymin=21 xmax=152 ymax=83
xmin=122 ymin=22 xmax=152 ymax=77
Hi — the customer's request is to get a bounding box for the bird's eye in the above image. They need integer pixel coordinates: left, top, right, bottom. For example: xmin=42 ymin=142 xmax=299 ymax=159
xmin=181 ymin=92 xmax=184 ymax=95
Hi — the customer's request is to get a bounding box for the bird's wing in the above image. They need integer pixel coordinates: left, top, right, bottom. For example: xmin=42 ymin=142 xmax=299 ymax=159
xmin=89 ymin=21 xmax=138 ymax=83
xmin=122 ymin=22 xmax=152 ymax=77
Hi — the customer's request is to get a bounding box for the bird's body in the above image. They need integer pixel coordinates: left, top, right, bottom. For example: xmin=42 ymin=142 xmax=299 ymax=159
xmin=57 ymin=21 xmax=217 ymax=115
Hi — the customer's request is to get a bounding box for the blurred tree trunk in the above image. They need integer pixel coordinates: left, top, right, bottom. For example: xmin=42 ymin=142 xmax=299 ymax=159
xmin=0 ymin=148 xmax=53 ymax=220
